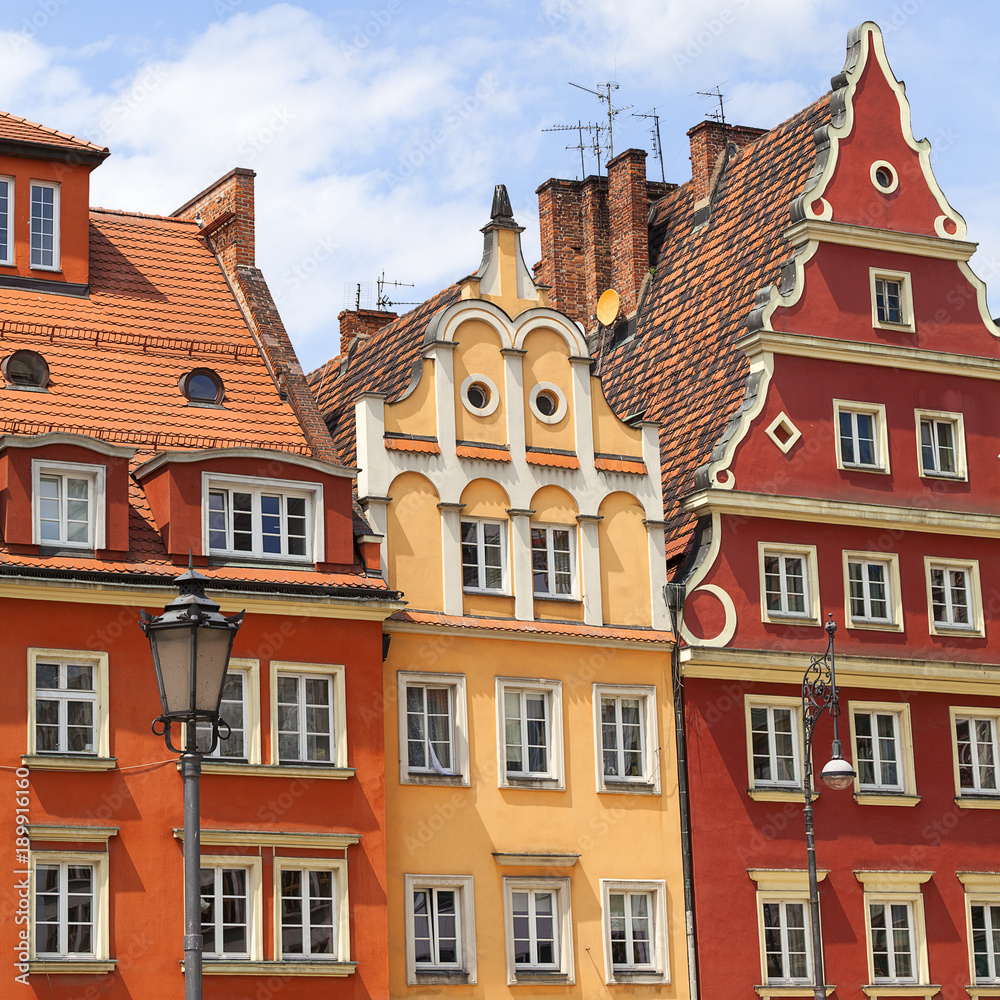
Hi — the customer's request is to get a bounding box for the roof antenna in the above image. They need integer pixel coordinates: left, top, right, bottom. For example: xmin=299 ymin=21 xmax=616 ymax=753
xmin=542 ymin=120 xmax=604 ymax=178
xmin=696 ymin=84 xmax=728 ymax=129
xmin=376 ymin=271 xmax=418 ymax=311
xmin=632 ymin=108 xmax=665 ymax=183
xmin=568 ymin=81 xmax=632 ymax=163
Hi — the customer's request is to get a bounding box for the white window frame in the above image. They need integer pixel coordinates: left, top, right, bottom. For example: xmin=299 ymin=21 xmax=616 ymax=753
xmin=745 ymin=695 xmax=803 ymax=801
xmin=834 ymin=399 xmax=890 ymax=473
xmin=460 ymin=517 xmax=508 ymax=594
xmin=951 ymin=707 xmax=1000 ymax=801
xmin=30 ymin=851 xmax=110 ymax=965
xmin=200 ymin=855 xmax=263 ymax=962
xmin=27 ymin=648 xmax=110 ymax=764
xmin=758 ymin=543 xmax=820 ymax=624
xmin=749 ymin=870 xmax=824 ymax=988
xmin=530 ymin=523 xmax=577 ymax=599
xmin=958 ymin=873 xmax=1000 ymax=986
xmin=593 ymin=684 xmax=660 ymax=794
xmin=869 ymin=266 xmax=915 ymax=332
xmin=397 ymin=671 xmax=469 ymax=786
xmin=0 ymin=174 xmax=13 ymax=266
xmin=202 ymin=472 xmax=323 ymax=563
xmin=270 ymin=662 xmax=347 ymax=768
xmin=404 ymin=874 xmax=477 ymax=984
xmin=843 ymin=551 xmax=902 ymax=631
xmin=848 ymin=701 xmax=919 ymax=802
xmin=273 ymin=857 xmax=348 ymax=962
xmin=501 ymin=876 xmax=574 ymax=984
xmin=599 ymin=879 xmax=669 ymax=984
xmin=915 ymin=408 xmax=966 ymax=480
xmin=29 ymin=179 xmax=60 ymax=271
xmin=31 ymin=459 xmax=106 ymax=550
xmin=194 ymin=659 xmax=261 ymax=766
xmin=495 ymin=677 xmax=564 ymax=790
xmin=856 ymin=871 xmax=931 ymax=988
xmin=925 ymin=557 xmax=983 ymax=636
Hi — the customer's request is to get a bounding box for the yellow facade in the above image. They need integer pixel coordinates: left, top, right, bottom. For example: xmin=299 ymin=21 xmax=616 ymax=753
xmin=355 ymin=188 xmax=686 ymax=997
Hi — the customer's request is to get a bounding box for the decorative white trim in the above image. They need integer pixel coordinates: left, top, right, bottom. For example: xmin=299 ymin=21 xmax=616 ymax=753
xmin=528 ymin=382 xmax=568 ymax=424
xmin=31 ymin=459 xmax=107 ymax=550
xmin=0 ymin=432 xmax=134 ymax=459
xmin=765 ymin=412 xmax=802 ymax=454
xmin=680 ymin=582 xmax=737 ymax=648
xmin=135 ymin=447 xmax=356 ymax=479
xmin=459 ymin=373 xmax=500 ymax=416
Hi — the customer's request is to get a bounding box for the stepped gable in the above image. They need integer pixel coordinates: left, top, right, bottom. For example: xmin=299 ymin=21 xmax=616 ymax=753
xmin=308 ymin=284 xmax=462 ymax=464
xmin=0 ymin=110 xmax=108 ymax=158
xmin=598 ymin=95 xmax=832 ymax=559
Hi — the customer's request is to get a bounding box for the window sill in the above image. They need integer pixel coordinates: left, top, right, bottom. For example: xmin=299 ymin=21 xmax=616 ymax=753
xmin=599 ymin=779 xmax=659 ymax=796
xmin=412 ymin=970 xmax=474 ymax=984
xmin=5 ymin=383 xmax=49 ymax=392
xmin=462 ymin=588 xmax=510 ymax=597
xmin=194 ymin=762 xmax=355 ymax=780
xmin=608 ymin=969 xmax=668 ymax=984
xmin=29 ymin=265 xmax=63 ymax=273
xmin=402 ymin=771 xmax=469 ymax=787
xmin=848 ymin=619 xmax=904 ymax=632
xmin=854 ymin=792 xmax=921 ymax=807
xmin=192 ymin=960 xmax=357 ymax=977
xmin=533 ymin=594 xmax=582 ymax=604
xmin=30 ymin=959 xmax=116 ymax=974
xmin=861 ymin=986 xmax=940 ymax=999
xmin=930 ymin=625 xmax=984 ymax=638
xmin=956 ymin=795 xmax=1000 ymax=809
xmin=920 ymin=471 xmax=966 ymax=482
xmin=501 ymin=775 xmax=565 ymax=791
xmin=207 ymin=555 xmax=316 ymax=571
xmin=968 ymin=987 xmax=1000 ymax=999
xmin=511 ymin=970 xmax=572 ymax=985
xmin=748 ymin=787 xmax=809 ymax=803
xmin=755 ymin=988 xmax=835 ymax=999
xmin=39 ymin=545 xmax=96 ymax=557
xmin=762 ymin=615 xmax=822 ymax=627
xmin=22 ymin=755 xmax=117 ymax=771
xmin=840 ymin=464 xmax=890 ymax=474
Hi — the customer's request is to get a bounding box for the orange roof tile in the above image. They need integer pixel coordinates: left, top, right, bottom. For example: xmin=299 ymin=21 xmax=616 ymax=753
xmin=389 ymin=609 xmax=673 ymax=644
xmin=594 ymin=455 xmax=646 ymax=475
xmin=456 ymin=443 xmax=511 ymax=462
xmin=525 ymin=449 xmax=580 ymax=470
xmin=385 ymin=434 xmax=441 ymax=455
xmin=0 ymin=111 xmax=108 ymax=157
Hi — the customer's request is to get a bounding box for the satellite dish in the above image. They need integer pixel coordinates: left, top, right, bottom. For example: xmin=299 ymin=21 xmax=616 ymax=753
xmin=596 ymin=288 xmax=620 ymax=326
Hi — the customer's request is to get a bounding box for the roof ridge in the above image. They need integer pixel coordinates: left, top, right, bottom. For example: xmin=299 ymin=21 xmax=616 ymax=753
xmin=90 ymin=207 xmax=197 ymax=224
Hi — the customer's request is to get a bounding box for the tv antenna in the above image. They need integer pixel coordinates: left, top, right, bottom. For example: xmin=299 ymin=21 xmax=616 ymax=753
xmin=376 ymin=271 xmax=417 ymax=310
xmin=696 ymin=84 xmax=728 ymax=128
xmin=632 ymin=108 xmax=665 ymax=182
xmin=344 ymin=281 xmax=372 ymax=310
xmin=542 ymin=119 xmax=605 ymax=177
xmin=568 ymin=81 xmax=632 ymax=161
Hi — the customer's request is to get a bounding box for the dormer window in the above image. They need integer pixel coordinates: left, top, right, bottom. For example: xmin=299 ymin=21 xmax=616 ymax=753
xmin=3 ymin=349 xmax=49 ymax=388
xmin=32 ymin=460 xmax=106 ymax=550
xmin=30 ymin=181 xmax=60 ymax=270
xmin=0 ymin=175 xmax=12 ymax=266
xmin=204 ymin=473 xmax=321 ymax=562
xmin=181 ymin=368 xmax=225 ymax=405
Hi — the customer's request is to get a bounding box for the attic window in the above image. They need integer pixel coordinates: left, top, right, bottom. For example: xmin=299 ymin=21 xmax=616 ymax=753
xmin=460 ymin=373 xmax=500 ymax=417
xmin=3 ymin=350 xmax=50 ymax=388
xmin=870 ymin=160 xmax=899 ymax=194
xmin=181 ymin=369 xmax=225 ymax=405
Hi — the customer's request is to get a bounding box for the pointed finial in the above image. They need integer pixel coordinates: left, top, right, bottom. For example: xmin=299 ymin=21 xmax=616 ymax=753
xmin=491 ymin=184 xmax=514 ymax=223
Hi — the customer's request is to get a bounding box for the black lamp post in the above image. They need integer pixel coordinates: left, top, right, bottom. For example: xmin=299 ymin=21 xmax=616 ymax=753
xmin=801 ymin=616 xmax=855 ymax=1000
xmin=139 ymin=565 xmax=243 ymax=1000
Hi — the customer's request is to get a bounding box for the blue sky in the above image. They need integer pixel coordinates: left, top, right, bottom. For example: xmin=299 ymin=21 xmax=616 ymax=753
xmin=2 ymin=0 xmax=997 ymax=371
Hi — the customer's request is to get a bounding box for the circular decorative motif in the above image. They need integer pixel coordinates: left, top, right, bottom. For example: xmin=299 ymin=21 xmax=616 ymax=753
xmin=460 ymin=373 xmax=500 ymax=416
xmin=528 ymin=382 xmax=567 ymax=424
xmin=2 ymin=350 xmax=50 ymax=388
xmin=180 ymin=368 xmax=225 ymax=404
xmin=870 ymin=160 xmax=899 ymax=194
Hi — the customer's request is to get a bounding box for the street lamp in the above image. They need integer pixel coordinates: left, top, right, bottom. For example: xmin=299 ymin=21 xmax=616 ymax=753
xmin=801 ymin=616 xmax=855 ymax=1000
xmin=139 ymin=564 xmax=243 ymax=1000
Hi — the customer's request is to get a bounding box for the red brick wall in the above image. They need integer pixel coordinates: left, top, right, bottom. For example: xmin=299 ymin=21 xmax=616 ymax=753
xmin=688 ymin=121 xmax=768 ymax=203
xmin=172 ymin=167 xmax=256 ymax=272
xmin=607 ymin=149 xmax=650 ymax=317
xmin=338 ymin=309 xmax=398 ymax=356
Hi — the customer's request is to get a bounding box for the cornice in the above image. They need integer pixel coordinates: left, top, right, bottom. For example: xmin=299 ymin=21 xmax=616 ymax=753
xmin=785 ymin=219 xmax=977 ymax=261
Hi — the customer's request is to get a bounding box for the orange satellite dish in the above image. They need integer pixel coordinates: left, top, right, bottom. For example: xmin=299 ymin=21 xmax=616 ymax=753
xmin=596 ymin=288 xmax=620 ymax=326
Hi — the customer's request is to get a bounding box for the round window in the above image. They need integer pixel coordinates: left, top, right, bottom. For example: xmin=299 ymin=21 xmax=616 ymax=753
xmin=875 ymin=167 xmax=892 ymax=188
xmin=870 ymin=160 xmax=898 ymax=194
xmin=459 ymin=374 xmax=500 ymax=416
xmin=181 ymin=368 xmax=224 ymax=404
xmin=528 ymin=382 xmax=567 ymax=424
xmin=534 ymin=390 xmax=558 ymax=417
xmin=466 ymin=381 xmax=491 ymax=411
xmin=2 ymin=350 xmax=50 ymax=388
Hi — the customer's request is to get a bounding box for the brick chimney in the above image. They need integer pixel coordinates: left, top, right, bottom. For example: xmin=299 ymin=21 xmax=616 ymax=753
xmin=688 ymin=122 xmax=768 ymax=207
xmin=172 ymin=167 xmax=256 ymax=273
xmin=338 ymin=308 xmax=397 ymax=356
xmin=607 ymin=149 xmax=651 ymax=317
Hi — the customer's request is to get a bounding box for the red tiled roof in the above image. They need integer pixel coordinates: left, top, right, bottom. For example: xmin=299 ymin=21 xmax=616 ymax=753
xmin=389 ymin=609 xmax=672 ymax=643
xmin=308 ymin=285 xmax=462 ymax=464
xmin=598 ymin=96 xmax=833 ymax=558
xmin=0 ymin=111 xmax=108 ymax=156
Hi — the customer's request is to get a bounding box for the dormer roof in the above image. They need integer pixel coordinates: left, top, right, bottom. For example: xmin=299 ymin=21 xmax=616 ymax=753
xmin=0 ymin=110 xmax=109 ymax=164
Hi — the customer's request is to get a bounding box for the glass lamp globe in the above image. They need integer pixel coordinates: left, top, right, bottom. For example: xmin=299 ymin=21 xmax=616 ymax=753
xmin=820 ymin=755 xmax=856 ymax=791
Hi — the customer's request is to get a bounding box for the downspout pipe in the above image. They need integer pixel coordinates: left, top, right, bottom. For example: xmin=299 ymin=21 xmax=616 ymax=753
xmin=665 ymin=580 xmax=699 ymax=1000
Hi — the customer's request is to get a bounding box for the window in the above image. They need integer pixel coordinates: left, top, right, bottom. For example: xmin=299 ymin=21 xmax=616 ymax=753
xmin=404 ymin=874 xmax=476 ymax=984
xmin=0 ymin=175 xmax=11 ymax=265
xmin=27 ymin=649 xmax=110 ymax=766
xmin=848 ymin=702 xmax=918 ymax=803
xmin=270 ymin=662 xmax=347 ymax=769
xmin=745 ymin=696 xmax=802 ymax=799
xmin=32 ymin=460 xmax=106 ymax=550
xmin=461 ymin=518 xmax=507 ymax=592
xmin=759 ymin=543 xmax=819 ymax=623
xmin=207 ymin=481 xmax=314 ymax=561
xmin=502 ymin=877 xmax=573 ymax=983
xmin=952 ymin=710 xmax=1000 ymax=797
xmin=600 ymin=880 xmax=669 ymax=984
xmin=197 ymin=665 xmax=250 ymax=761
xmin=593 ymin=684 xmax=659 ymax=793
xmin=844 ymin=551 xmax=901 ymax=631
xmin=531 ymin=524 xmax=575 ymax=597
xmin=749 ymin=869 xmax=822 ymax=988
xmin=926 ymin=557 xmax=983 ymax=636
xmin=869 ymin=267 xmax=915 ymax=332
xmin=3 ymin=349 xmax=50 ymax=388
xmin=958 ymin=873 xmax=1000 ymax=986
xmin=917 ymin=410 xmax=965 ymax=479
xmin=181 ymin=368 xmax=225 ymax=404
xmin=200 ymin=858 xmax=262 ymax=961
xmin=30 ymin=181 xmax=60 ymax=270
xmin=397 ymin=672 xmax=469 ymax=785
xmin=856 ymin=871 xmax=931 ymax=987
xmin=834 ymin=399 xmax=889 ymax=472
xmin=459 ymin=373 xmax=500 ymax=416
xmin=496 ymin=677 xmax=564 ymax=788
xmin=275 ymin=859 xmax=348 ymax=961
